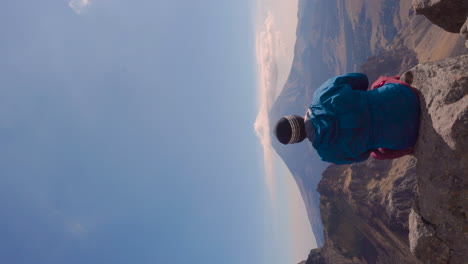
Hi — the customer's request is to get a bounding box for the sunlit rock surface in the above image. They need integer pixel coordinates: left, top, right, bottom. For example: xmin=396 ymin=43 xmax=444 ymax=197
xmin=402 ymin=55 xmax=468 ymax=264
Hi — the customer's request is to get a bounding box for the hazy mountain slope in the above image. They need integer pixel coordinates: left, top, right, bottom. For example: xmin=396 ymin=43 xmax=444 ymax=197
xmin=360 ymin=14 xmax=467 ymax=82
xmin=269 ymin=0 xmax=407 ymax=246
xmin=269 ymin=0 xmax=467 ymax=250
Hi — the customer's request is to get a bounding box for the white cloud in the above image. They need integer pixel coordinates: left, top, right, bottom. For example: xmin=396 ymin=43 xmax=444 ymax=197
xmin=255 ymin=3 xmax=316 ymax=263
xmin=254 ymin=11 xmax=285 ymax=202
xmin=68 ymin=0 xmax=92 ymax=14
xmin=69 ymin=222 xmax=88 ymax=237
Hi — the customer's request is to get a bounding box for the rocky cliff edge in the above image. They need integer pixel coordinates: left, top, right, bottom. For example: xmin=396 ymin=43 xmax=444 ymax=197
xmin=403 ymin=55 xmax=468 ymax=264
xmin=301 ymin=54 xmax=467 ymax=264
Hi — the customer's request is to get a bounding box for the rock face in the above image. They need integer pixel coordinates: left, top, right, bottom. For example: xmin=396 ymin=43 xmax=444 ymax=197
xmin=461 ymin=18 xmax=468 ymax=48
xmin=301 ymin=55 xmax=468 ymax=264
xmin=401 ymin=55 xmax=468 ymax=264
xmin=412 ymin=0 xmax=468 ymax=33
xmin=303 ymin=157 xmax=421 ymax=264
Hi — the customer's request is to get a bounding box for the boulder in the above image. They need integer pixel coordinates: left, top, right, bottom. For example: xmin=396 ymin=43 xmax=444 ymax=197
xmin=461 ymin=17 xmax=468 ymax=48
xmin=412 ymin=0 xmax=468 ymax=33
xmin=408 ymin=209 xmax=450 ymax=263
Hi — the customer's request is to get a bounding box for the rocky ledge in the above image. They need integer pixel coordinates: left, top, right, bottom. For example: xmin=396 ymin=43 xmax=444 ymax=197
xmin=402 ymin=55 xmax=468 ymax=264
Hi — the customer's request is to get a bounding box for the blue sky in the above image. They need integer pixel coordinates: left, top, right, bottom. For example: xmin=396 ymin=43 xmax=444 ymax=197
xmin=0 ymin=0 xmax=314 ymax=263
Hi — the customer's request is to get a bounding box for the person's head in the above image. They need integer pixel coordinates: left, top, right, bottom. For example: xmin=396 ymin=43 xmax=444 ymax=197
xmin=275 ymin=115 xmax=306 ymax=145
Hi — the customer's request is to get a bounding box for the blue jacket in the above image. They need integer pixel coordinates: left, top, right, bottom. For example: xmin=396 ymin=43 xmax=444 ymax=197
xmin=305 ymin=73 xmax=420 ymax=164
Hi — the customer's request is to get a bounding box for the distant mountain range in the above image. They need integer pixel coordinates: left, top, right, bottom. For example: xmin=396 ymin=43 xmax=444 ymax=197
xmin=268 ymin=0 xmax=467 ymax=247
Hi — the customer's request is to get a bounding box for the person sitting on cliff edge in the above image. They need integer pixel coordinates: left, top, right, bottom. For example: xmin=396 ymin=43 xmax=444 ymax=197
xmin=275 ymin=73 xmax=420 ymax=165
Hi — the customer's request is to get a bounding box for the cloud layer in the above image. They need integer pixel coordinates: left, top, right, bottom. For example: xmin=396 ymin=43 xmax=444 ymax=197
xmin=254 ymin=12 xmax=285 ymax=201
xmin=69 ymin=0 xmax=91 ymax=14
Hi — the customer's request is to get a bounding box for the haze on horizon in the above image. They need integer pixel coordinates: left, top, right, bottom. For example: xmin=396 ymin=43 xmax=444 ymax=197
xmin=254 ymin=0 xmax=318 ymax=262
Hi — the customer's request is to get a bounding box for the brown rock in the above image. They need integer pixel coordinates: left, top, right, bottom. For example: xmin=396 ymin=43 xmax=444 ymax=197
xmin=409 ymin=209 xmax=451 ymax=263
xmin=302 ymin=157 xmax=422 ymax=264
xmin=461 ymin=17 xmax=468 ymax=48
xmin=412 ymin=0 xmax=468 ymax=33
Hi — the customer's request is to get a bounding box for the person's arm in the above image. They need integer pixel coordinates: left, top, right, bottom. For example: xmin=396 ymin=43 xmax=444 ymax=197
xmin=318 ymin=146 xmax=372 ymax=165
xmin=335 ymin=73 xmax=369 ymax=91
xmin=371 ymin=76 xmax=402 ymax=90
xmin=312 ymin=73 xmax=369 ymax=106
xmin=371 ymin=76 xmax=419 ymax=97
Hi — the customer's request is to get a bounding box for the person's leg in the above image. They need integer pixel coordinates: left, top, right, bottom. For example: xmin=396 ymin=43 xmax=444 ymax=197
xmin=371 ymin=147 xmax=413 ymax=160
xmin=369 ymin=76 xmax=419 ymax=161
xmin=371 ymin=76 xmax=418 ymax=97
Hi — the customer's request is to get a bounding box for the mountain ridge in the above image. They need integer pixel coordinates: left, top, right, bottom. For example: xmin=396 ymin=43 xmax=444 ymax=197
xmin=266 ymin=0 xmax=467 ymax=257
